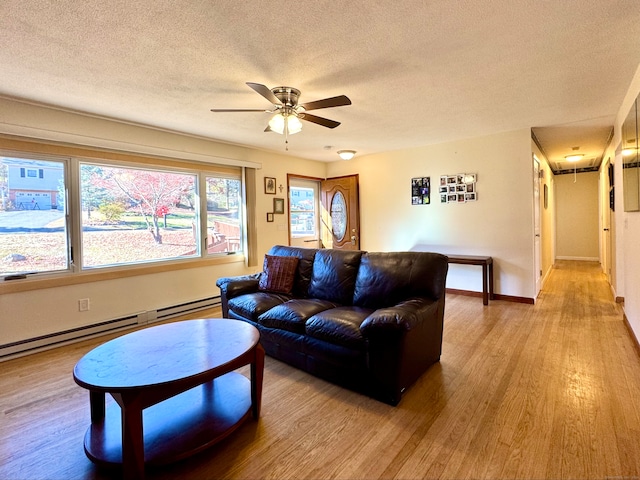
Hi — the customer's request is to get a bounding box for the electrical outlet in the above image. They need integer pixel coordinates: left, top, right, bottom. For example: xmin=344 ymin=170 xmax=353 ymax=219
xmin=78 ymin=298 xmax=90 ymax=312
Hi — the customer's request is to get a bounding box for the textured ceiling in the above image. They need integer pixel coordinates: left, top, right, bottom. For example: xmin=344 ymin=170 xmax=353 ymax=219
xmin=1 ymin=0 xmax=640 ymax=169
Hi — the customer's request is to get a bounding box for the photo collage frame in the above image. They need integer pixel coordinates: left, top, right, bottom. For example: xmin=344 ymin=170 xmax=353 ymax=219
xmin=439 ymin=173 xmax=477 ymax=203
xmin=411 ymin=177 xmax=431 ymax=205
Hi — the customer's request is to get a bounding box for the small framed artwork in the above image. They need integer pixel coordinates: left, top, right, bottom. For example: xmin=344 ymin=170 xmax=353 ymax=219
xmin=266 ymin=212 xmax=274 ymax=222
xmin=264 ymin=177 xmax=276 ymax=194
xmin=273 ymin=197 xmax=285 ymax=214
xmin=411 ymin=176 xmax=430 ymax=205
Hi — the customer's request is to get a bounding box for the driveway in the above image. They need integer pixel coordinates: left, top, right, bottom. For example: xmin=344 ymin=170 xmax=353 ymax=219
xmin=0 ymin=210 xmax=65 ymax=233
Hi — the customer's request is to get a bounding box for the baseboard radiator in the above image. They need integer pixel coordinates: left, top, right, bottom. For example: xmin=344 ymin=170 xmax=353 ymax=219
xmin=0 ymin=296 xmax=221 ymax=361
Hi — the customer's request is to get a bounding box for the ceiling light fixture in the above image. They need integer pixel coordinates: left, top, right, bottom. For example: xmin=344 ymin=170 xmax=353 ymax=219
xmin=623 ymin=147 xmax=637 ymax=157
xmin=565 ymin=154 xmax=584 ymax=162
xmin=268 ymin=112 xmax=302 ymax=135
xmin=337 ymin=150 xmax=356 ymax=161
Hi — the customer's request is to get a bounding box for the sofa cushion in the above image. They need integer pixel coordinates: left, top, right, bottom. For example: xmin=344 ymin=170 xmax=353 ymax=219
xmin=305 ymin=306 xmax=373 ymax=350
xmin=228 ymin=292 xmax=291 ymax=322
xmin=308 ymin=249 xmax=363 ymax=304
xmin=259 ymin=255 xmax=299 ymax=294
xmin=267 ymin=245 xmax=317 ymax=297
xmin=353 ymin=252 xmax=449 ymax=309
xmin=258 ymin=299 xmax=339 ymax=334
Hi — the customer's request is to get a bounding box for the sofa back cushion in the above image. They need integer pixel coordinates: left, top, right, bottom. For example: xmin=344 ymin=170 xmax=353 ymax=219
xmin=308 ymin=249 xmax=363 ymax=304
xmin=353 ymin=252 xmax=449 ymax=309
xmin=267 ymin=245 xmax=317 ymax=297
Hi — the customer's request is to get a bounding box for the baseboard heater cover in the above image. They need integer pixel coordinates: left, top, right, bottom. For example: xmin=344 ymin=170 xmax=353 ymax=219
xmin=0 ymin=296 xmax=221 ymax=361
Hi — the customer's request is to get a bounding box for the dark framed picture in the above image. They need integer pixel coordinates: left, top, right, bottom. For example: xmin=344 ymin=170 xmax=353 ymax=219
xmin=411 ymin=176 xmax=430 ymax=205
xmin=266 ymin=212 xmax=274 ymax=222
xmin=273 ymin=197 xmax=285 ymax=214
xmin=264 ymin=177 xmax=276 ymax=194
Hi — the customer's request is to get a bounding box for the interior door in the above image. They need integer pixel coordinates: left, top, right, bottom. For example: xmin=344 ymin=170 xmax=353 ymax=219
xmin=321 ymin=175 xmax=360 ymax=250
xmin=533 ymin=156 xmax=542 ymax=297
xmin=603 ymin=158 xmax=613 ymax=284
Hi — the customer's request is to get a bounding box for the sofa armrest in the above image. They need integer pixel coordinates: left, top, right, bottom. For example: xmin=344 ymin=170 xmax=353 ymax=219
xmin=360 ymin=297 xmax=445 ymax=405
xmin=216 ymin=274 xmax=260 ymax=317
xmin=360 ymin=297 xmax=439 ymax=334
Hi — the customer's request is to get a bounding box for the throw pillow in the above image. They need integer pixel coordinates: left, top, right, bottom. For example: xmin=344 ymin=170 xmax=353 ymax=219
xmin=258 ymin=255 xmax=299 ymax=294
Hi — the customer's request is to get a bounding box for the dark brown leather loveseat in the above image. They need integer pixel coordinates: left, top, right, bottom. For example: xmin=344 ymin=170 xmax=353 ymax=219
xmin=216 ymin=245 xmax=448 ymax=405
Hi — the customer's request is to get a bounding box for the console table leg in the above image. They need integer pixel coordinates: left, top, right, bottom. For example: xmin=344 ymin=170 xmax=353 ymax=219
xmin=482 ymin=264 xmax=489 ymax=305
xmin=251 ymin=344 xmax=265 ymax=419
xmin=489 ymin=262 xmax=495 ymax=300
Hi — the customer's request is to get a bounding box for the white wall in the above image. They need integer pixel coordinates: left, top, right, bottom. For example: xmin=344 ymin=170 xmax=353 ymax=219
xmin=555 ymin=171 xmax=600 ymax=261
xmin=327 ymin=128 xmax=536 ymax=300
xmin=615 ymin=64 xmax=640 ymax=344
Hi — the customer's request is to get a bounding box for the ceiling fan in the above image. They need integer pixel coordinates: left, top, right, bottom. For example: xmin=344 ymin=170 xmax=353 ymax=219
xmin=211 ymin=82 xmax=351 ymax=148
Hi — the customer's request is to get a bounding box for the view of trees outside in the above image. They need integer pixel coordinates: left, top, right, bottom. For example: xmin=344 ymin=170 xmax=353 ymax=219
xmin=0 ymin=156 xmax=242 ymax=277
xmin=79 ymin=164 xmax=198 ymax=267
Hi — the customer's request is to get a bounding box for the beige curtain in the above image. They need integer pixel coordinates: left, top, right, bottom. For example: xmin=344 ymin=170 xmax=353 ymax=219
xmin=244 ymin=167 xmax=258 ymax=267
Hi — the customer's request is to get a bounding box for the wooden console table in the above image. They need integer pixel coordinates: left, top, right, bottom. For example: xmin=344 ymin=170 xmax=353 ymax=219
xmin=446 ymin=255 xmax=494 ymax=305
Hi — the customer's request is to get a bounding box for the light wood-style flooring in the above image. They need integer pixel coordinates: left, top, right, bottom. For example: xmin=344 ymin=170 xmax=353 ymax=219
xmin=2 ymin=260 xmax=639 ymax=479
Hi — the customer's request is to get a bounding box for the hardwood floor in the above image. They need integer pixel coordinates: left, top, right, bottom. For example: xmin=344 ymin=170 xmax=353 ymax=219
xmin=2 ymin=260 xmax=639 ymax=479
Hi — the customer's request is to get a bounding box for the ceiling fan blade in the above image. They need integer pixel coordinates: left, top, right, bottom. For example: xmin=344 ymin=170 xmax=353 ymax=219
xmin=300 ymin=113 xmax=341 ymax=129
xmin=299 ymin=95 xmax=351 ymax=111
xmin=264 ymin=124 xmax=273 ymax=132
xmin=246 ymin=82 xmax=281 ymax=105
xmin=210 ymin=109 xmax=268 ymax=112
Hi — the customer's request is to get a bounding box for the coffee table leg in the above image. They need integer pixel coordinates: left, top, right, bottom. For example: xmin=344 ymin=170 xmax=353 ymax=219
xmin=251 ymin=344 xmax=265 ymax=418
xmin=89 ymin=391 xmax=105 ymax=422
xmin=120 ymin=401 xmax=145 ymax=480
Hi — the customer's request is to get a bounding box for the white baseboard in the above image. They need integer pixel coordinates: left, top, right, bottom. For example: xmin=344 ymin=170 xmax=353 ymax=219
xmin=555 ymin=256 xmax=600 ymax=262
xmin=0 ymin=296 xmax=220 ymax=362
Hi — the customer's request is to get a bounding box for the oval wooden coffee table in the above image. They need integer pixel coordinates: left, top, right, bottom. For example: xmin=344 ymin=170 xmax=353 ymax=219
xmin=73 ymin=318 xmax=264 ymax=480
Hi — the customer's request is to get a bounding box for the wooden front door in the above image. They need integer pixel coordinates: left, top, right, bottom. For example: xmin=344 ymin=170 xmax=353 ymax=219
xmin=320 ymin=175 xmax=360 ymax=250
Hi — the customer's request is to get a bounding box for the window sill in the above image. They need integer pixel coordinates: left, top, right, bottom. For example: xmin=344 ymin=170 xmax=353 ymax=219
xmin=0 ymin=255 xmax=245 ymax=294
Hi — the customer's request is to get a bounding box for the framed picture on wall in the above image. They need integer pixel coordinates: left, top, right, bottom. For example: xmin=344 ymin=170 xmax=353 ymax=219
xmin=411 ymin=176 xmax=430 ymax=205
xmin=267 ymin=212 xmax=274 ymax=222
xmin=264 ymin=177 xmax=276 ymax=194
xmin=273 ymin=197 xmax=285 ymax=214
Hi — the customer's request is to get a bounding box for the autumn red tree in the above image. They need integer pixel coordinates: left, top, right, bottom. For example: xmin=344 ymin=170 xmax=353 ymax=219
xmin=101 ymin=167 xmax=194 ymax=244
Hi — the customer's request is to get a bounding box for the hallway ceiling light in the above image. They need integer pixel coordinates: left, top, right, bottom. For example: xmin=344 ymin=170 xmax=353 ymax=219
xmin=337 ymin=150 xmax=356 ymax=160
xmin=565 ymin=154 xmax=584 ymax=162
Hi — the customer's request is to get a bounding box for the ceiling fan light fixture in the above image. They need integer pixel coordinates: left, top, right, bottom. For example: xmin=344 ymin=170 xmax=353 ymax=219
xmin=268 ymin=113 xmax=302 ymax=135
xmin=337 ymin=150 xmax=356 ymax=161
xmin=565 ymin=154 xmax=584 ymax=162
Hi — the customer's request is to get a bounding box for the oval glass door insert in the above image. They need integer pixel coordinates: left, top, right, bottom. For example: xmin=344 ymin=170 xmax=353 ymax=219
xmin=330 ymin=191 xmax=347 ymax=241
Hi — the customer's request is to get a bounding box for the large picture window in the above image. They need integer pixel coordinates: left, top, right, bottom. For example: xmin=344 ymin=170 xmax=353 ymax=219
xmin=80 ymin=163 xmax=198 ymax=268
xmin=0 ymin=152 xmax=244 ymax=279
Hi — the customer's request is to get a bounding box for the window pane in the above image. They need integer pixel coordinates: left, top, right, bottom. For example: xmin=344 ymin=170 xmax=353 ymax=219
xmin=80 ymin=164 xmax=198 ymax=268
xmin=290 ymin=186 xmax=317 ymax=237
xmin=206 ymin=176 xmax=242 ymax=254
xmin=0 ymin=156 xmax=69 ymax=276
